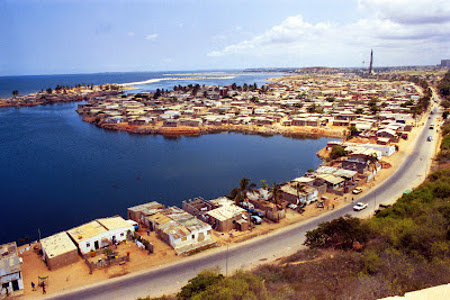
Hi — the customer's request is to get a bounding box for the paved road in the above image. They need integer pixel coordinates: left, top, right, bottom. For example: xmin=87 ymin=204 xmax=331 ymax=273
xmin=49 ymin=103 xmax=441 ymax=300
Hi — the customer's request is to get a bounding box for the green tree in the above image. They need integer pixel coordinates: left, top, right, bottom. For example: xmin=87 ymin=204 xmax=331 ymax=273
xmin=12 ymin=90 xmax=18 ymax=97
xmin=304 ymin=216 xmax=371 ymax=249
xmin=179 ymin=269 xmax=224 ymax=299
xmin=230 ymin=177 xmax=256 ymax=205
xmin=329 ymin=145 xmax=347 ymax=160
xmin=307 ymin=104 xmax=317 ymax=113
xmin=269 ymin=182 xmax=281 ymax=208
xmin=260 ymin=179 xmax=268 ymax=189
xmin=348 ymin=125 xmax=359 ymax=137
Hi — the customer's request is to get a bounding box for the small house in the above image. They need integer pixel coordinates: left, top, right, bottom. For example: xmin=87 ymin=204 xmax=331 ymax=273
xmin=0 ymin=242 xmax=23 ymax=296
xmin=40 ymin=232 xmax=79 ymax=270
xmin=67 ymin=216 xmax=135 ymax=255
xmin=147 ymin=207 xmax=215 ymax=255
xmin=127 ymin=201 xmax=165 ymax=226
xmin=206 ymin=204 xmax=247 ymax=232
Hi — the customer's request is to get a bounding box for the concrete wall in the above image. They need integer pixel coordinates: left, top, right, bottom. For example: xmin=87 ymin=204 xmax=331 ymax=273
xmin=46 ymin=249 xmax=79 ymax=270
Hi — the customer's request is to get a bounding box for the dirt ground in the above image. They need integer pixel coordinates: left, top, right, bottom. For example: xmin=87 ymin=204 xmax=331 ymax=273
xmin=18 ymin=229 xmax=179 ymax=299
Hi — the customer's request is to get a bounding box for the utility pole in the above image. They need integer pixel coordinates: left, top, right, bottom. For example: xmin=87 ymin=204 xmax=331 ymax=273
xmin=226 ymin=243 xmax=229 ymax=276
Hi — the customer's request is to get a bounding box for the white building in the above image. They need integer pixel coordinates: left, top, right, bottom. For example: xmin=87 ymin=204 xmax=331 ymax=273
xmin=67 ymin=216 xmax=135 ymax=255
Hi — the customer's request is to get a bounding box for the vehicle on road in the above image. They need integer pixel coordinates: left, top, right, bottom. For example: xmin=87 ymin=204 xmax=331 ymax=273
xmin=352 ymin=187 xmax=363 ymax=194
xmin=427 ymin=136 xmax=433 ymax=142
xmin=353 ymin=202 xmax=368 ymax=211
xmin=429 ymin=125 xmax=434 ymax=130
xmin=251 ymin=215 xmax=262 ymax=225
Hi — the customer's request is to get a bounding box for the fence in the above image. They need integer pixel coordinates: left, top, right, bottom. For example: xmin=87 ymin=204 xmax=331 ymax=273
xmin=85 ymin=254 xmax=130 ymax=273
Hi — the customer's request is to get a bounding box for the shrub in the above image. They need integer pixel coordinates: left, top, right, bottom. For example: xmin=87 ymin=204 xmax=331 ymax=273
xmin=179 ymin=269 xmax=224 ymax=299
xmin=303 ymin=216 xmax=371 ymax=249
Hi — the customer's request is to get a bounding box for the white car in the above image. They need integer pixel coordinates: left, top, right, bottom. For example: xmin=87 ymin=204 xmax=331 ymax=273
xmin=353 ymin=202 xmax=368 ymax=211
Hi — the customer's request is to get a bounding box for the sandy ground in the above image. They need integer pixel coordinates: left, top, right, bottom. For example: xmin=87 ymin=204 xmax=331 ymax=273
xmin=17 ymin=229 xmax=179 ymax=299
xmin=14 ymin=107 xmax=435 ymax=299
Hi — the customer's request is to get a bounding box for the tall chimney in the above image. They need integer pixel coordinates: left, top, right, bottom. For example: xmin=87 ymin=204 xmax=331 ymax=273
xmin=369 ymin=49 xmax=373 ymax=74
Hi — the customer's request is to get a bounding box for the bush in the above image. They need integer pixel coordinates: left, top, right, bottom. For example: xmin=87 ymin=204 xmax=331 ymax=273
xmin=304 ymin=216 xmax=371 ymax=249
xmin=179 ymin=269 xmax=224 ymax=299
xmin=329 ymin=145 xmax=347 ymax=160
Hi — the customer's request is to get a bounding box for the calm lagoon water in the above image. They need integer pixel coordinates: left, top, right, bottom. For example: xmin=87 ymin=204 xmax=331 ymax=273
xmin=0 ymin=71 xmax=334 ymax=243
xmin=0 ymin=103 xmax=334 ymax=243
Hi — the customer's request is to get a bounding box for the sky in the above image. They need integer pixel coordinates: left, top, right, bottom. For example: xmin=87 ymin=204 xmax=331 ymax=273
xmin=0 ymin=0 xmax=449 ymax=75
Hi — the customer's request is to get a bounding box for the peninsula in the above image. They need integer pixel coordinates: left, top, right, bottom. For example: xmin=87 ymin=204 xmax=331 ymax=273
xmin=75 ymin=72 xmax=426 ymax=140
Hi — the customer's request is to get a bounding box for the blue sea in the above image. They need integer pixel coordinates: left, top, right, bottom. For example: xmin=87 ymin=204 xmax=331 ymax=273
xmin=0 ymin=71 xmax=333 ymax=244
xmin=0 ymin=70 xmax=284 ymax=98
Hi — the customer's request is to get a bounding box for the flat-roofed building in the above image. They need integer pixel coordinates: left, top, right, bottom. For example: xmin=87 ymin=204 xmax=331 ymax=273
xmin=96 ymin=216 xmax=135 ymax=244
xmin=206 ymin=205 xmax=246 ymax=232
xmin=0 ymin=242 xmax=23 ymax=296
xmin=67 ymin=216 xmax=135 ymax=255
xmin=40 ymin=232 xmax=79 ymax=270
xmin=67 ymin=221 xmax=109 ymax=255
xmin=127 ymin=201 xmax=165 ymax=226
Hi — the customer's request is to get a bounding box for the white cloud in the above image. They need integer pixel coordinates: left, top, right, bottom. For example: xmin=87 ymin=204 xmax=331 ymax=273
xmin=207 ymin=2 xmax=450 ymax=66
xmin=127 ymin=31 xmax=136 ymax=37
xmin=145 ymin=33 xmax=158 ymax=40
xmin=358 ymin=0 xmax=450 ymax=24
xmin=208 ymin=15 xmax=335 ymax=57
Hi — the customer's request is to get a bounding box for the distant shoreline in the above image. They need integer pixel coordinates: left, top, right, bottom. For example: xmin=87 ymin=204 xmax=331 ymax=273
xmin=118 ymin=76 xmax=235 ymax=86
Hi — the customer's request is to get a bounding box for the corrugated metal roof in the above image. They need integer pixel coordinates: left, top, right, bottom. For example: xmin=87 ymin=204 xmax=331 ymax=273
xmin=317 ymin=174 xmax=345 ymax=185
xmin=0 ymin=242 xmax=21 ymax=275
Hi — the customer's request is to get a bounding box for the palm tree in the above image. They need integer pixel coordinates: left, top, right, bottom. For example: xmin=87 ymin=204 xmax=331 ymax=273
xmin=11 ymin=90 xmax=18 ymax=97
xmin=260 ymin=179 xmax=268 ymax=190
xmin=232 ymin=177 xmax=256 ymax=205
xmin=296 ymin=183 xmax=307 ymax=205
xmin=368 ymin=153 xmax=379 ymax=172
xmin=269 ymin=182 xmax=281 ymax=209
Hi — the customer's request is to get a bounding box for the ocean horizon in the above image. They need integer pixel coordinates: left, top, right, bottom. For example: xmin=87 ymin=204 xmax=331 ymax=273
xmin=0 ymin=70 xmax=286 ymax=99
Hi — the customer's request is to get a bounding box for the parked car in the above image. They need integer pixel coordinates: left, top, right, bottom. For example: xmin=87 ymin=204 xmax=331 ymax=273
xmin=352 ymin=188 xmax=363 ymax=194
xmin=252 ymin=210 xmax=264 ymax=218
xmin=287 ymin=203 xmax=298 ymax=210
xmin=427 ymin=136 xmax=433 ymax=142
xmin=240 ymin=201 xmax=254 ymax=211
xmin=429 ymin=125 xmax=434 ymax=130
xmin=353 ymin=202 xmax=368 ymax=211
xmin=251 ymin=215 xmax=262 ymax=225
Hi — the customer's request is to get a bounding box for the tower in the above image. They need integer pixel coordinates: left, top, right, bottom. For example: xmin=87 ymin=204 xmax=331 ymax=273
xmin=369 ymin=49 xmax=373 ymax=74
